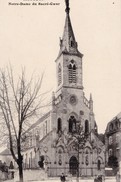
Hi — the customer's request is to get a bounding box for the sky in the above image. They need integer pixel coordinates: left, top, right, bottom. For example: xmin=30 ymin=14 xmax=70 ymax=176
xmin=0 ymin=0 xmax=121 ymax=134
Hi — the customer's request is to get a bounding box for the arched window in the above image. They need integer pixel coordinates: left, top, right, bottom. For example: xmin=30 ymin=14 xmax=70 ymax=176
xmin=97 ymin=160 xmax=101 ymax=170
xmin=71 ymin=41 xmax=74 ymax=47
xmin=85 ymin=120 xmax=89 ymax=134
xmin=68 ymin=60 xmax=77 ymax=83
xmin=57 ymin=118 xmax=62 ymax=133
xmin=58 ymin=64 xmax=62 ymax=86
xmin=69 ymin=115 xmax=77 ymax=133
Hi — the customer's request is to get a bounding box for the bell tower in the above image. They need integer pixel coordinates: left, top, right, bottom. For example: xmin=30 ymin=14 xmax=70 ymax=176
xmin=51 ymin=0 xmax=98 ymax=135
xmin=55 ymin=0 xmax=83 ymax=92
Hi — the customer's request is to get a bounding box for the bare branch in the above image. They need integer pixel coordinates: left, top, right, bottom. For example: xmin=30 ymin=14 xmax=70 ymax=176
xmin=0 ymin=65 xmax=47 ymax=182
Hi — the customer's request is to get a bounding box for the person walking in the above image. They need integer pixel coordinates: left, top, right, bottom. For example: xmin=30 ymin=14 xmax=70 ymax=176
xmin=60 ymin=173 xmax=66 ymax=182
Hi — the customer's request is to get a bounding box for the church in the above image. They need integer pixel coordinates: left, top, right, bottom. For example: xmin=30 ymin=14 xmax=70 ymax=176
xmin=21 ymin=0 xmax=105 ymax=177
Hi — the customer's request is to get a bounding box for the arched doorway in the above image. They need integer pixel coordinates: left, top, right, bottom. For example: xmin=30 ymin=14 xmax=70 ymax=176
xmin=69 ymin=156 xmax=78 ymax=176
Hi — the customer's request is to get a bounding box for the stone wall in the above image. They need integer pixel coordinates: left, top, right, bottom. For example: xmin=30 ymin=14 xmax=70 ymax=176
xmin=14 ymin=169 xmax=47 ymax=182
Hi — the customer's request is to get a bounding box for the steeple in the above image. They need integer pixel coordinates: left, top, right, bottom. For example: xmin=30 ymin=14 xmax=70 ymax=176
xmin=55 ymin=0 xmax=83 ymax=90
xmin=89 ymin=93 xmax=93 ymax=114
xmin=59 ymin=0 xmax=83 ymax=58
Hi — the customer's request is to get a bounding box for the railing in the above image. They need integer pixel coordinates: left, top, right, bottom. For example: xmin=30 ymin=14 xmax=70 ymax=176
xmin=47 ymin=167 xmax=105 ymax=177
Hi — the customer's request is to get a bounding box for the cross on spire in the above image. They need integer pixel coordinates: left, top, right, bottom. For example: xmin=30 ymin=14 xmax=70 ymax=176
xmin=65 ymin=0 xmax=70 ymax=14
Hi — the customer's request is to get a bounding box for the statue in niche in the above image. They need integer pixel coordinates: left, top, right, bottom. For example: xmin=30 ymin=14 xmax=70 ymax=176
xmin=85 ymin=155 xmax=89 ymax=166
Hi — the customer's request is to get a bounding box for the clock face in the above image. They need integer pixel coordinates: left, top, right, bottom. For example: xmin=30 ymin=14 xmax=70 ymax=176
xmin=70 ymin=95 xmax=77 ymax=105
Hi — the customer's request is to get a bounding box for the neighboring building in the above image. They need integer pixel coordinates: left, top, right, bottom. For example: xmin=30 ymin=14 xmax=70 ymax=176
xmin=21 ymin=2 xmax=105 ymax=177
xmin=0 ymin=1 xmax=105 ymax=178
xmin=105 ymin=112 xmax=121 ymax=169
xmin=0 ymin=148 xmax=13 ymax=166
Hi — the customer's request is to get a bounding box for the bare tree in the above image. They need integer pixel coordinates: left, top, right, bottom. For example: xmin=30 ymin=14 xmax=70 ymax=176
xmin=0 ymin=66 xmax=45 ymax=182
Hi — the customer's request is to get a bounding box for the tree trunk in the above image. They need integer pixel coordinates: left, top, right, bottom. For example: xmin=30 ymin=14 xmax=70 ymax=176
xmin=18 ymin=158 xmax=23 ymax=182
xmin=17 ymin=142 xmax=23 ymax=182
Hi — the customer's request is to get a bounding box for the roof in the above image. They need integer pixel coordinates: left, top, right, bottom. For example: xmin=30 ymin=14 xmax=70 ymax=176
xmin=105 ymin=111 xmax=121 ymax=134
xmin=26 ymin=111 xmax=51 ymax=133
xmin=110 ymin=112 xmax=121 ymax=122
xmin=0 ymin=148 xmax=11 ymax=156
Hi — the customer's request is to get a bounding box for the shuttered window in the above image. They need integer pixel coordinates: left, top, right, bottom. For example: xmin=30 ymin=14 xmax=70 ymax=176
xmin=68 ymin=60 xmax=77 ymax=83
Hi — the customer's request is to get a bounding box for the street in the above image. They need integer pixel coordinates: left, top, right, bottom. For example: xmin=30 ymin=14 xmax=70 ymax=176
xmin=5 ymin=176 xmax=116 ymax=182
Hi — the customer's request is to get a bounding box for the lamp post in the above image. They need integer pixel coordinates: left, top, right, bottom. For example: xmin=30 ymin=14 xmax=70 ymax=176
xmin=72 ymin=123 xmax=86 ymax=182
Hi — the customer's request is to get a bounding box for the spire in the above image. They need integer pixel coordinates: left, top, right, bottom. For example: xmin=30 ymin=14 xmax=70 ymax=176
xmin=89 ymin=93 xmax=93 ymax=114
xmin=58 ymin=0 xmax=83 ymax=57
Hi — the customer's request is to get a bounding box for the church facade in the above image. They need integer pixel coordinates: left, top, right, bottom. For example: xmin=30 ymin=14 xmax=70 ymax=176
xmin=22 ymin=1 xmax=105 ymax=177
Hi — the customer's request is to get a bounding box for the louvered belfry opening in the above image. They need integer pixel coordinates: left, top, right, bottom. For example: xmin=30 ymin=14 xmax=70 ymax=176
xmin=68 ymin=60 xmax=77 ymax=83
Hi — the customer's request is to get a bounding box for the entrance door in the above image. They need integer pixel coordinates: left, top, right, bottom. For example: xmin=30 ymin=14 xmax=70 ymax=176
xmin=69 ymin=156 xmax=78 ymax=176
